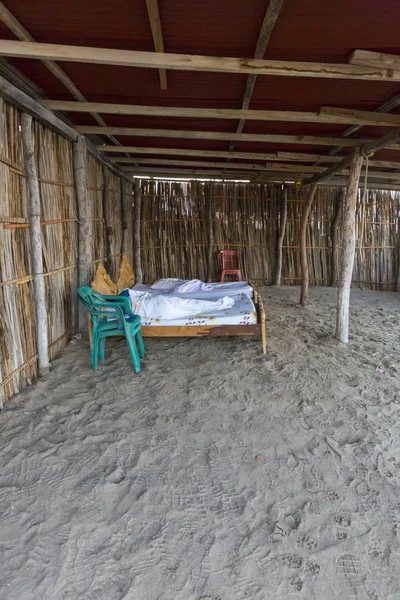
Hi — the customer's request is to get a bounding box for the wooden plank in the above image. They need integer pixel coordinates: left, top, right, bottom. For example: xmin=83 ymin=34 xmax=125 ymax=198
xmin=133 ymin=180 xmax=143 ymax=284
xmin=0 ymin=1 xmax=123 ymax=148
xmin=349 ymin=49 xmax=400 ymax=70
xmin=40 ymin=100 xmax=400 ymax=127
xmin=0 ymin=40 xmax=399 ymax=81
xmin=102 ymin=145 xmax=279 ymax=160
xmin=0 ymin=74 xmax=77 ymax=141
xmin=230 ymin=0 xmax=285 ymax=148
xmin=141 ymin=324 xmax=262 ymax=337
xmin=320 ymin=106 xmax=400 ymax=127
xmin=145 ymin=0 xmax=167 ymax=90
xmin=362 ymin=128 xmax=400 ymax=156
xmin=277 ymin=151 xmax=400 ymax=169
xmin=77 ymin=126 xmax=400 ymax=148
xmin=302 ymin=152 xmax=358 ymax=186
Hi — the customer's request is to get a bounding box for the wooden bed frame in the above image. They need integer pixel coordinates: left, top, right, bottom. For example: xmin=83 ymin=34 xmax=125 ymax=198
xmin=140 ymin=282 xmax=267 ymax=354
xmin=87 ymin=282 xmax=266 ymax=355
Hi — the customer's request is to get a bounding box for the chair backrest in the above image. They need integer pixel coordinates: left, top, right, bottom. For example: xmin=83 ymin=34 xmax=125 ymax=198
xmin=78 ymin=285 xmax=123 ymax=322
xmin=218 ymin=249 xmax=239 ymax=270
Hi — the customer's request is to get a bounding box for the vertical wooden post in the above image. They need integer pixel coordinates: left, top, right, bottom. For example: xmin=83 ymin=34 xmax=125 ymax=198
xmin=330 ymin=188 xmax=344 ymax=287
xmin=102 ymin=165 xmax=113 ymax=276
xmin=396 ymin=235 xmax=400 ymax=293
xmin=274 ymin=186 xmax=288 ymax=285
xmin=299 ymin=184 xmax=317 ymax=306
xmin=133 ymin=179 xmax=143 ymax=283
xmin=73 ymin=135 xmax=92 ymax=331
xmin=205 ymin=183 xmax=214 ymax=282
xmin=21 ymin=112 xmax=50 ymax=376
xmin=336 ymin=149 xmax=364 ymax=342
xmin=121 ymin=178 xmax=128 ymax=255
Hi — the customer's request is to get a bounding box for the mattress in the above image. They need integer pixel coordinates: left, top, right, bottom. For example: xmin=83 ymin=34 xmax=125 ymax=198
xmin=141 ymin=293 xmax=257 ymax=327
xmin=133 ymin=280 xmax=254 ymax=300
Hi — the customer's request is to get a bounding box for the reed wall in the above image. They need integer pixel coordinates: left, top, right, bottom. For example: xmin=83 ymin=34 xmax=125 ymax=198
xmin=140 ymin=180 xmax=400 ymax=290
xmin=0 ymin=99 xmax=133 ymax=405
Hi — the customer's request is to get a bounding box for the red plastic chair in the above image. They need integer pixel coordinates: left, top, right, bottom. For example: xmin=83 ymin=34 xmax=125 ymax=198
xmin=218 ymin=249 xmax=242 ymax=282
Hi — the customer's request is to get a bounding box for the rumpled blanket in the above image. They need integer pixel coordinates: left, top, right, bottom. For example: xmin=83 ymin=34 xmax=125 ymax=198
xmin=126 ymin=289 xmax=234 ymax=320
xmin=150 ymin=278 xmax=213 ymax=293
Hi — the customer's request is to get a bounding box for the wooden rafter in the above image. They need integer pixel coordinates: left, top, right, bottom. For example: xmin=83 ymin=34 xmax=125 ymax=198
xmin=145 ymin=0 xmax=167 ymax=90
xmin=39 ymin=99 xmax=400 ymax=128
xmin=0 ymin=40 xmax=399 ymax=81
xmin=76 ymin=126 xmax=400 ymax=148
xmin=230 ymin=0 xmax=285 ymax=152
xmin=0 ymin=2 xmax=124 ymax=149
xmin=349 ymin=50 xmax=400 ymax=70
xmin=98 ymin=146 xmax=400 ymax=170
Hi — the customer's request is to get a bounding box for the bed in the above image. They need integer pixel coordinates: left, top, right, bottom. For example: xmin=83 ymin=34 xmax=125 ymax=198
xmin=138 ymin=281 xmax=266 ymax=354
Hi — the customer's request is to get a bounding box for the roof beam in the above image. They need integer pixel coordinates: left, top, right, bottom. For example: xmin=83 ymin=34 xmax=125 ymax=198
xmin=0 ymin=40 xmax=399 ymax=81
xmin=40 ymin=100 xmax=400 ymax=127
xmin=320 ymin=106 xmax=400 ymax=127
xmin=230 ymin=0 xmax=285 ymax=151
xmin=277 ymin=151 xmax=400 ymax=169
xmin=145 ymin=0 xmax=167 ymax=90
xmin=349 ymin=50 xmax=400 ymax=70
xmin=99 ymin=145 xmax=279 ymax=161
xmin=303 ymin=128 xmax=400 ymax=186
xmin=76 ymin=125 xmax=400 ymax=149
xmin=0 ymin=2 xmax=124 ymax=149
xmin=112 ymin=156 xmax=400 ymax=181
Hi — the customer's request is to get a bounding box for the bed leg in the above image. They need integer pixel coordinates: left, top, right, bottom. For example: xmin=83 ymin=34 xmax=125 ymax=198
xmin=261 ymin=318 xmax=267 ymax=355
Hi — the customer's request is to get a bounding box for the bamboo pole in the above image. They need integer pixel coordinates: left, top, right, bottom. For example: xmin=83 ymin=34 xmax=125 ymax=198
xmin=299 ymin=184 xmax=317 ymax=305
xmin=336 ymin=149 xmax=364 ymax=342
xmin=73 ymin=135 xmax=92 ymax=331
xmin=205 ymin=183 xmax=214 ymax=282
xmin=21 ymin=112 xmax=50 ymax=376
xmin=274 ymin=186 xmax=288 ymax=284
xmin=133 ymin=179 xmax=143 ymax=283
xmin=102 ymin=165 xmax=113 ymax=275
xmin=330 ymin=188 xmax=344 ymax=287
xmin=396 ymin=215 xmax=400 ymax=292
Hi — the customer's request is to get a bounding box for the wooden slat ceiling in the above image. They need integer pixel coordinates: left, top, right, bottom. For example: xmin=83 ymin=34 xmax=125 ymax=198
xmin=1 ymin=0 xmax=400 ymax=180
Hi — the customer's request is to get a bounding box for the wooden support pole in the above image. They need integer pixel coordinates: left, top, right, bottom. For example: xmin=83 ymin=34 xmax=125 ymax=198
xmin=120 ymin=178 xmax=128 ymax=255
xmin=396 ymin=234 xmax=400 ymax=292
xmin=336 ymin=149 xmax=364 ymax=342
xmin=21 ymin=112 xmax=50 ymax=376
xmin=299 ymin=184 xmax=317 ymax=306
xmin=102 ymin=165 xmax=113 ymax=276
xmin=330 ymin=188 xmax=344 ymax=287
xmin=274 ymin=186 xmax=288 ymax=285
xmin=133 ymin=179 xmax=143 ymax=284
xmin=73 ymin=135 xmax=92 ymax=331
xmin=205 ymin=184 xmax=214 ymax=282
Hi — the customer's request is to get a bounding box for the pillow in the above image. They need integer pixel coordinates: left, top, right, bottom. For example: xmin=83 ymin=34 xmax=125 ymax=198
xmin=116 ymin=253 xmax=135 ymax=293
xmin=91 ymin=264 xmax=117 ymax=295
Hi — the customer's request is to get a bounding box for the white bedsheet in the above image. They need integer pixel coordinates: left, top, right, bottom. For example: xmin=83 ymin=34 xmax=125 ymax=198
xmin=132 ymin=280 xmax=254 ymax=300
xmin=139 ymin=293 xmax=257 ymax=327
xmin=126 ymin=289 xmax=234 ymax=320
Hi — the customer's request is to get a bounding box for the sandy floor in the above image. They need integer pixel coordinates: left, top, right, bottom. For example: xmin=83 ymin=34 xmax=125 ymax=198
xmin=1 ymin=286 xmax=400 ymax=600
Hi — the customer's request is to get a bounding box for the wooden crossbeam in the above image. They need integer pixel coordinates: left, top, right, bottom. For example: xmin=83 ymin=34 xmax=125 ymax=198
xmin=0 ymin=40 xmax=399 ymax=81
xmin=100 ymin=145 xmax=279 ymax=161
xmin=229 ymin=0 xmax=285 ymax=151
xmin=320 ymin=106 xmax=400 ymax=127
xmin=111 ymin=156 xmax=400 ymax=181
xmin=349 ymin=50 xmax=400 ymax=70
xmin=302 ymin=128 xmax=400 ymax=186
xmin=76 ymin=126 xmax=400 ymax=149
xmin=0 ymin=2 xmax=123 ymax=149
xmin=98 ymin=146 xmax=400 ymax=170
xmin=145 ymin=0 xmax=167 ymax=90
xmin=40 ymin=100 xmax=400 ymax=127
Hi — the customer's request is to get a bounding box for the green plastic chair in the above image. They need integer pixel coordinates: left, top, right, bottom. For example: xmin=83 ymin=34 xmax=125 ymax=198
xmin=77 ymin=286 xmax=145 ymax=372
